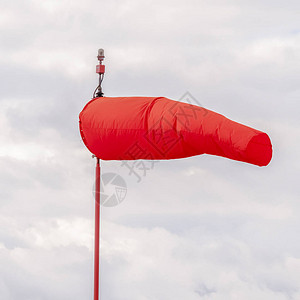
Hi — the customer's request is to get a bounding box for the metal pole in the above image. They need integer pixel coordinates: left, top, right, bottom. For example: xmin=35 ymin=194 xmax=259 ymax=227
xmin=94 ymin=158 xmax=100 ymax=300
xmin=93 ymin=49 xmax=104 ymax=299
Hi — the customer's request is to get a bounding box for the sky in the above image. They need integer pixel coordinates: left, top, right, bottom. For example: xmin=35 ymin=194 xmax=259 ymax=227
xmin=0 ymin=0 xmax=300 ymax=299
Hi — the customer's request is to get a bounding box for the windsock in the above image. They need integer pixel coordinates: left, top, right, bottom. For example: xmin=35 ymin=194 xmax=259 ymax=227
xmin=79 ymin=96 xmax=272 ymax=166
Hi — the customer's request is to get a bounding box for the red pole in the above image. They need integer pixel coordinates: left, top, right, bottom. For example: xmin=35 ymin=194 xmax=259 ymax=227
xmin=94 ymin=158 xmax=100 ymax=300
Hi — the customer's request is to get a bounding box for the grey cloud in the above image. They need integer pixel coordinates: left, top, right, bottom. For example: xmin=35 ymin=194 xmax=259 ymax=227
xmin=1 ymin=0 xmax=300 ymax=299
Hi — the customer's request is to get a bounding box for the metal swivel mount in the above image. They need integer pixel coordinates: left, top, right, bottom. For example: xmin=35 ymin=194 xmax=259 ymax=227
xmin=94 ymin=48 xmax=105 ymax=98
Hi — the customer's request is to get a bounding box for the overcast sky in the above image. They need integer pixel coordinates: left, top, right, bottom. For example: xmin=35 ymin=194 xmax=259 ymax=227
xmin=0 ymin=0 xmax=300 ymax=299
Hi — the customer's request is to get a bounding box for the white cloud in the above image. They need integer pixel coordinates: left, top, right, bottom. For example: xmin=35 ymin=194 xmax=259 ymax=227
xmin=98 ymin=220 xmax=299 ymax=299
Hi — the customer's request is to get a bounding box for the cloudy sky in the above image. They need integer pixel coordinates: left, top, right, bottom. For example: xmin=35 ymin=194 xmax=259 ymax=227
xmin=1 ymin=0 xmax=300 ymax=299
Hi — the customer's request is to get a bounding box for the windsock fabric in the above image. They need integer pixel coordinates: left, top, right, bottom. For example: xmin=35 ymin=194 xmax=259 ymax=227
xmin=79 ymin=97 xmax=272 ymax=166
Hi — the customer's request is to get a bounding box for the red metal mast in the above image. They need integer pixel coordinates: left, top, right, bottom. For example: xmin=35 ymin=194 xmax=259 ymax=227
xmin=94 ymin=157 xmax=100 ymax=300
xmin=94 ymin=49 xmax=105 ymax=300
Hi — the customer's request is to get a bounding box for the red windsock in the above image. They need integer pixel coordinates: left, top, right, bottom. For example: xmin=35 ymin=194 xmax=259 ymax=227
xmin=79 ymin=97 xmax=272 ymax=166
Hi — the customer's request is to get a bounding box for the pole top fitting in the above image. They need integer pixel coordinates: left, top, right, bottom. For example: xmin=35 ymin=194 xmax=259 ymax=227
xmin=94 ymin=48 xmax=105 ymax=98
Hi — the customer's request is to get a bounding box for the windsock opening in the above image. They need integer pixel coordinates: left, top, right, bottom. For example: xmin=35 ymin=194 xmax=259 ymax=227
xmin=245 ymin=132 xmax=272 ymax=166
